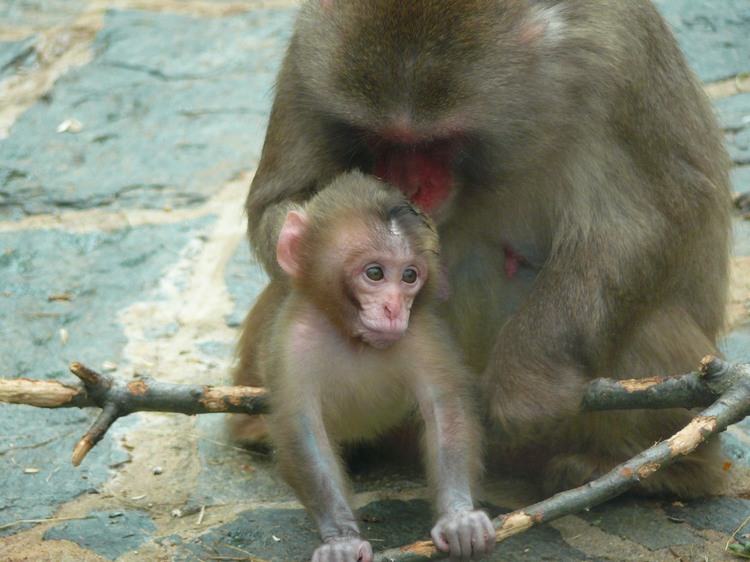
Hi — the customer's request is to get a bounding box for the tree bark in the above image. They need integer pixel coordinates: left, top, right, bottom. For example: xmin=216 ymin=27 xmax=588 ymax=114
xmin=1 ymin=356 xmax=749 ymax=558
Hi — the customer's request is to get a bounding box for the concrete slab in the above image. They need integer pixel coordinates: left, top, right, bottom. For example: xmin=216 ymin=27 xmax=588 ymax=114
xmin=654 ymin=0 xmax=750 ymax=82
xmin=0 ymin=37 xmax=37 ymax=79
xmin=735 ymin=165 xmax=750 ymax=193
xmin=0 ymin=217 xmax=215 ymax=377
xmin=223 ymin=241 xmax=268 ymax=329
xmin=0 ymin=0 xmax=87 ymax=31
xmin=43 ymin=510 xmax=157 ymax=559
xmin=578 ymin=497 xmax=702 ymax=552
xmin=0 ymin=217 xmax=212 ymax=545
xmin=0 ymin=406 xmax=130 ymax=538
xmin=0 ymin=8 xmax=293 ymax=219
xmin=662 ymin=496 xmax=750 ymax=535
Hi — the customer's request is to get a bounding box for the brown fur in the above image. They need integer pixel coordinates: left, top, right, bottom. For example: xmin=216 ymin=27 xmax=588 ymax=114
xmin=234 ymin=172 xmax=494 ymax=559
xmin=242 ymin=0 xmax=732 ymax=498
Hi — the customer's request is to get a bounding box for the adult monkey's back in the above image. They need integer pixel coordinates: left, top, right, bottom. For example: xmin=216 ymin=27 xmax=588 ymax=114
xmin=244 ymin=0 xmax=732 ymax=497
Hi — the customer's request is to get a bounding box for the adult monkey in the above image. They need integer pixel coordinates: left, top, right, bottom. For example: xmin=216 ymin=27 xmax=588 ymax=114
xmin=243 ymin=0 xmax=732 ymax=497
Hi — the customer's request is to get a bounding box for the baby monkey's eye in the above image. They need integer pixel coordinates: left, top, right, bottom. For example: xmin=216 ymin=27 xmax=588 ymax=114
xmin=402 ymin=268 xmax=417 ymax=284
xmin=366 ymin=266 xmax=384 ymax=281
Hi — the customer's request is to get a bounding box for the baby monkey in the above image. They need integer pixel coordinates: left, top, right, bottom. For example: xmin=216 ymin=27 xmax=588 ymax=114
xmin=235 ymin=171 xmax=494 ymax=561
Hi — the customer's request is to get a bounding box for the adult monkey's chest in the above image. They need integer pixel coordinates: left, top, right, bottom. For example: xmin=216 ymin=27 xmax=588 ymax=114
xmin=437 ymin=229 xmax=539 ymax=374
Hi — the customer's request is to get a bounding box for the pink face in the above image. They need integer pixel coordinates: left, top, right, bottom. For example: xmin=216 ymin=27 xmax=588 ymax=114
xmin=277 ymin=208 xmax=432 ymax=349
xmin=348 ymin=236 xmax=428 ymax=349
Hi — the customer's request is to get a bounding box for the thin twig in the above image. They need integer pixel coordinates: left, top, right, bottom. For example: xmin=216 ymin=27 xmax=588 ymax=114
xmin=726 ymin=513 xmax=750 ymax=558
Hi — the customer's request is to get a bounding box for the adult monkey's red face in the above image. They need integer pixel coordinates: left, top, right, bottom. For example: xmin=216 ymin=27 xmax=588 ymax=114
xmin=368 ymin=134 xmax=462 ymax=215
xmin=301 ymin=0 xmax=508 ymax=218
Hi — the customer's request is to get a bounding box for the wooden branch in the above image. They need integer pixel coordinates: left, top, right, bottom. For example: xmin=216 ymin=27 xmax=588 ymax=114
xmin=373 ymin=356 xmax=750 ymax=561
xmin=0 ymin=362 xmax=268 ymax=466
xmin=581 ymin=370 xmax=717 ymax=410
xmin=1 ymin=356 xmax=749 ymax=558
xmin=0 ymin=361 xmax=719 ymax=415
xmin=1 ymin=362 xmax=269 ymax=413
xmin=0 ymin=358 xmax=740 ymax=466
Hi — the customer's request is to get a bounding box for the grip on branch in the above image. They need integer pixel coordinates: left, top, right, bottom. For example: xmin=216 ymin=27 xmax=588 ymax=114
xmin=1 ymin=356 xmax=749 ymax=559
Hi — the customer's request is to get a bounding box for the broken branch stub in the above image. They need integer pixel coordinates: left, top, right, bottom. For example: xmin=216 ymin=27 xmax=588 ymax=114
xmin=49 ymin=362 xmax=268 ymax=466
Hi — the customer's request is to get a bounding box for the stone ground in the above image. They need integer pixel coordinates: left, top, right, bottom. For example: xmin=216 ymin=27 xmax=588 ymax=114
xmin=1 ymin=0 xmax=750 ymax=560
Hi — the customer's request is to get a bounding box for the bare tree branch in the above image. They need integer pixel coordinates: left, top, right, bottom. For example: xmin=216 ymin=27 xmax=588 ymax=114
xmin=1 ymin=356 xmax=749 ymax=558
xmin=0 ymin=358 xmax=740 ymax=466
xmin=0 ymin=361 xmax=269 ymax=413
xmin=0 ymin=361 xmax=721 ymax=417
xmin=581 ymin=370 xmax=717 ymax=410
xmin=0 ymin=362 xmax=268 ymax=466
xmin=373 ymin=356 xmax=750 ymax=561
